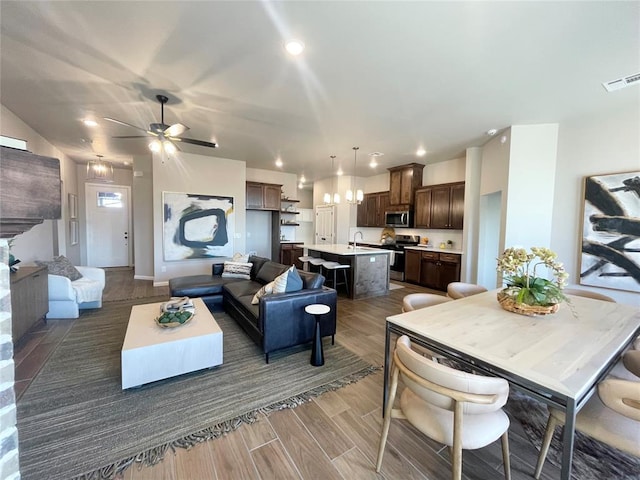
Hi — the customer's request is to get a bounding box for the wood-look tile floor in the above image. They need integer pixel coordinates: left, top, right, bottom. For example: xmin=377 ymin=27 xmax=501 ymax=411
xmin=13 ymin=269 xmax=563 ymax=480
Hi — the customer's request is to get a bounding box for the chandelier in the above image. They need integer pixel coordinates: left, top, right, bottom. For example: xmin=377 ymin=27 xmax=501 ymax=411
xmin=86 ymin=154 xmax=114 ymax=183
xmin=323 ymin=155 xmax=341 ymax=204
xmin=346 ymin=147 xmax=363 ymax=204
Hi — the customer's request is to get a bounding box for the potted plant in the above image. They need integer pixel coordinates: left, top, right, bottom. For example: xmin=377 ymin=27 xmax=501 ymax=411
xmin=496 ymin=247 xmax=569 ymax=316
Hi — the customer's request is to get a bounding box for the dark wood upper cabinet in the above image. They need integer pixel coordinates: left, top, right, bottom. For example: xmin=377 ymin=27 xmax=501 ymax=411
xmin=414 ymin=187 xmax=433 ymax=228
xmin=388 ymin=163 xmax=424 ymax=206
xmin=358 ymin=191 xmax=390 ymax=227
xmin=246 ymin=182 xmax=282 ymax=211
xmin=415 ymin=181 xmax=465 ymax=230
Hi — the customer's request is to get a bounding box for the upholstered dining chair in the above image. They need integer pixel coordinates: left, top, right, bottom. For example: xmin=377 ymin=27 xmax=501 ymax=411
xmin=563 ymin=287 xmax=616 ymax=302
xmin=376 ymin=335 xmax=511 ymax=480
xmin=402 ymin=293 xmax=453 ymax=312
xmin=534 ymin=349 xmax=640 ymax=479
xmin=447 ymin=282 xmax=488 ymax=300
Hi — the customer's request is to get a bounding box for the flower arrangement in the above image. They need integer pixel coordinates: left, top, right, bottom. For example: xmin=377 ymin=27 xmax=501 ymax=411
xmin=497 ymin=247 xmax=569 ymax=308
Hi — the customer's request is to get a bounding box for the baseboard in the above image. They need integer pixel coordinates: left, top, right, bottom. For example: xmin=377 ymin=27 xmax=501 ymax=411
xmin=153 ymin=280 xmax=169 ymax=287
xmin=134 ymin=275 xmax=154 ymax=280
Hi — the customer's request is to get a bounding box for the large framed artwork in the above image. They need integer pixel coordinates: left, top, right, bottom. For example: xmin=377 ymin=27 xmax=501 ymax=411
xmin=580 ymin=171 xmax=640 ymax=293
xmin=163 ymin=192 xmax=234 ymax=261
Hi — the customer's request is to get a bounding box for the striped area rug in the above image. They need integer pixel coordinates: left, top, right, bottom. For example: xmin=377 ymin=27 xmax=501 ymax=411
xmin=17 ymin=297 xmax=377 ymax=480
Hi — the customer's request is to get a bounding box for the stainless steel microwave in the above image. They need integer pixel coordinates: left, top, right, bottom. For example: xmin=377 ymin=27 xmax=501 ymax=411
xmin=385 ymin=210 xmax=413 ymax=228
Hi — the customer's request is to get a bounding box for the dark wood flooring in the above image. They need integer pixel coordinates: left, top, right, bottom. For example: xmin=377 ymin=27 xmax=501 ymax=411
xmin=13 ymin=268 xmax=563 ymax=480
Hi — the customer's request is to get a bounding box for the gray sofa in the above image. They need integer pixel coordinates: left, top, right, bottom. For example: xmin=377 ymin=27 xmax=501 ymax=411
xmin=169 ymin=255 xmax=337 ymax=362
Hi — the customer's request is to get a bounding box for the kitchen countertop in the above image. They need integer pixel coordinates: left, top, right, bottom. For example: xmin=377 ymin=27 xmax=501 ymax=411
xmin=404 ymin=245 xmax=464 ymax=255
xmin=305 ymin=244 xmax=392 ymax=256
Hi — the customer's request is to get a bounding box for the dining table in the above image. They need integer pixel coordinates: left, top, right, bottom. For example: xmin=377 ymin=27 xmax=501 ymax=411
xmin=384 ymin=290 xmax=640 ymax=479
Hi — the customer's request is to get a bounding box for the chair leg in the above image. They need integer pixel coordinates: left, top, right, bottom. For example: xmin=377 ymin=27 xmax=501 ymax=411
xmin=452 ymin=401 xmax=464 ymax=480
xmin=265 ymin=352 xmax=269 ymax=364
xmin=501 ymin=431 xmax=511 ymax=480
xmin=534 ymin=414 xmax=559 ymax=479
xmin=343 ymin=269 xmax=350 ymax=296
xmin=376 ymin=364 xmax=399 ymax=472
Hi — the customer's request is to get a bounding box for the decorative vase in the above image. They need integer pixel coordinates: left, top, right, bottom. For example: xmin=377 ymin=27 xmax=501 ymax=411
xmin=496 ymin=289 xmax=559 ymax=316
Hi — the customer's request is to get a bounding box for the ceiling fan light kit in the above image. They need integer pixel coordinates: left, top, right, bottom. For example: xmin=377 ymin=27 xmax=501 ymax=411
xmin=104 ymin=94 xmax=218 ymax=158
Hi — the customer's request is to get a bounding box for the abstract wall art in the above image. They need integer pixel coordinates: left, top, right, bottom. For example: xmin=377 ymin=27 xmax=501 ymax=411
xmin=580 ymin=171 xmax=640 ymax=293
xmin=163 ymin=192 xmax=234 ymax=261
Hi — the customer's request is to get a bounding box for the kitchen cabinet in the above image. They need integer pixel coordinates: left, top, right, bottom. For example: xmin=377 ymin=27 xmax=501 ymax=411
xmin=404 ymin=249 xmax=461 ymax=291
xmin=10 ymin=266 xmax=48 ymax=343
xmin=404 ymin=249 xmax=422 ymax=284
xmin=246 ymin=182 xmax=281 ymax=211
xmin=280 ymin=242 xmax=304 ymax=269
xmin=388 ymin=163 xmax=424 ymax=207
xmin=414 ymin=181 xmax=465 ymax=229
xmin=357 ymin=191 xmax=389 ymax=227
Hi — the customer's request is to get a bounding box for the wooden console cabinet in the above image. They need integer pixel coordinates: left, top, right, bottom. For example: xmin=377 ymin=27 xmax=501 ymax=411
xmin=10 ymin=266 xmax=49 ymax=343
xmin=404 ymin=250 xmax=461 ymax=291
xmin=280 ymin=242 xmax=304 ymax=269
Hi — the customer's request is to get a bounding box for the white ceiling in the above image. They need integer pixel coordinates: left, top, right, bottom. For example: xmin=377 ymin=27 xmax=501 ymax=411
xmin=1 ymin=1 xmax=638 ymax=183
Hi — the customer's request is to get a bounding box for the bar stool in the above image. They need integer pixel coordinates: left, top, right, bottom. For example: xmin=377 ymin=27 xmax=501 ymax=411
xmin=298 ymin=255 xmax=315 ymax=272
xmin=322 ymin=261 xmax=350 ymax=297
xmin=308 ymin=257 xmax=326 ymax=274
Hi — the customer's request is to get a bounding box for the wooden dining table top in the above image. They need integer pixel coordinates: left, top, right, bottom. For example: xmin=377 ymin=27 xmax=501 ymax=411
xmin=386 ymin=290 xmax=640 ymax=400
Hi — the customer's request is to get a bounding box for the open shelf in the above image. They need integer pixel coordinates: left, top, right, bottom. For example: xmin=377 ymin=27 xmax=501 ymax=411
xmin=281 ymin=198 xmax=300 ymax=203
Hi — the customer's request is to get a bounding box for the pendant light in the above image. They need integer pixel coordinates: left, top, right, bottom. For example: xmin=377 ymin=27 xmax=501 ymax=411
xmin=346 ymin=147 xmax=363 ymax=204
xmin=323 ymin=155 xmax=341 ymax=204
xmin=86 ymin=154 xmax=114 ymax=183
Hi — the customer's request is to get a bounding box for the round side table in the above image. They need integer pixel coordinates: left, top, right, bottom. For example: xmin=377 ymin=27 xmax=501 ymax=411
xmin=305 ymin=304 xmax=331 ymax=367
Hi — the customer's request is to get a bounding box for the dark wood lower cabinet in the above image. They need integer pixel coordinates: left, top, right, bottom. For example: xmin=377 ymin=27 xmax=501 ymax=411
xmin=404 ymin=249 xmax=461 ymax=291
xmin=10 ymin=266 xmax=49 ymax=343
xmin=280 ymin=243 xmax=304 ymax=269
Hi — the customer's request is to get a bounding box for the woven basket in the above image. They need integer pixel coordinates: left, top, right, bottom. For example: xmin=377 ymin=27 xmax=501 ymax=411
xmin=497 ymin=290 xmax=559 ymax=316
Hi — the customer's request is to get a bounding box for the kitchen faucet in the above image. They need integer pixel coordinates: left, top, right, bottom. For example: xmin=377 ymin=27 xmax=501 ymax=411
xmin=353 ymin=231 xmax=363 ymax=249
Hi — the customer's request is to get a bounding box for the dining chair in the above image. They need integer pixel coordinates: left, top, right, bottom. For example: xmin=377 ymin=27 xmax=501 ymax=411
xmin=563 ymin=287 xmax=616 ymax=302
xmin=376 ymin=335 xmax=511 ymax=480
xmin=402 ymin=293 xmax=453 ymax=312
xmin=446 ymin=282 xmax=488 ymax=300
xmin=534 ymin=349 xmax=640 ymax=479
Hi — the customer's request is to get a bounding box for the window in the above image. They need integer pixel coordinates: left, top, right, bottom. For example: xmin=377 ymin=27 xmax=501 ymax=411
xmin=97 ymin=191 xmax=123 ymax=208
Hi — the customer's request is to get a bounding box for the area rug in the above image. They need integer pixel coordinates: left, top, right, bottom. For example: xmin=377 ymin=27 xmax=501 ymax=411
xmin=17 ymin=297 xmax=378 ymax=480
xmin=506 ymin=390 xmax=640 ymax=480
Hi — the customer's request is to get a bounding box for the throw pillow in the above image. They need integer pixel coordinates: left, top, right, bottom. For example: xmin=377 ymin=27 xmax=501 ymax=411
xmin=221 ymin=261 xmax=252 ymax=279
xmin=273 ymin=267 xmax=292 ymax=293
xmin=232 ymin=252 xmax=250 ymax=263
xmin=35 ymin=255 xmax=83 ymax=281
xmin=285 ymin=266 xmax=303 ymax=293
xmin=251 ymin=280 xmax=274 ymax=305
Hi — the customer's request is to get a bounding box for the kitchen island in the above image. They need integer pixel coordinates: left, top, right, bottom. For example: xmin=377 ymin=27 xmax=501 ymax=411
xmin=305 ymin=244 xmax=391 ymax=299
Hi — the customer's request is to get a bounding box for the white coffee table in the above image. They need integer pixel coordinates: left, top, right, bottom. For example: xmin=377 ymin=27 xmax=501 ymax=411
xmin=121 ymin=297 xmax=223 ymax=389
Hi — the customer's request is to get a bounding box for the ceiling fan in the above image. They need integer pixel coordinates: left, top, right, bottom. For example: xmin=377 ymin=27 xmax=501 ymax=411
xmin=104 ymin=94 xmax=218 ymax=152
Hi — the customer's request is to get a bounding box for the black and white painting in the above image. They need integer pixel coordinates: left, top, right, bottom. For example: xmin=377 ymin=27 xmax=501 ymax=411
xmin=163 ymin=192 xmax=234 ymax=260
xmin=580 ymin=171 xmax=640 ymax=292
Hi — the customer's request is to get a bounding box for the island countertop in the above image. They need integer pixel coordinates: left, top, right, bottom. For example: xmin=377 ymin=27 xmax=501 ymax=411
xmin=304 ymin=244 xmax=392 ymax=256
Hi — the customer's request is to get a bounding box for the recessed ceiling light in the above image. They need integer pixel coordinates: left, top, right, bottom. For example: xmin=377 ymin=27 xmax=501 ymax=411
xmin=416 ymin=148 xmax=426 ymax=157
xmin=275 ymin=158 xmax=283 ymax=167
xmin=83 ymin=119 xmax=98 ymax=127
xmin=284 ymin=40 xmax=305 ymax=56
xmin=336 ymin=168 xmax=343 ymax=176
xmin=369 ymin=160 xmax=378 ymax=168
xmin=486 ymin=129 xmax=498 ymax=136
xmin=298 ymin=182 xmax=304 ymax=189
xmin=299 ymin=175 xmax=306 ymax=183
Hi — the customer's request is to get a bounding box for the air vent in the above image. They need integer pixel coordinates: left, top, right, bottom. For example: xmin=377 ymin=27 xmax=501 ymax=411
xmin=602 ymin=72 xmax=640 ymax=92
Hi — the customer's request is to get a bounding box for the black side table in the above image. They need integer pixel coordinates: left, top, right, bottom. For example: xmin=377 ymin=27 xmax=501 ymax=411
xmin=305 ymin=304 xmax=331 ymax=366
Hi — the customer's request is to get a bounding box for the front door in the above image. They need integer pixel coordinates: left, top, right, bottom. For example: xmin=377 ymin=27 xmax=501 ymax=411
xmin=85 ymin=184 xmax=131 ymax=267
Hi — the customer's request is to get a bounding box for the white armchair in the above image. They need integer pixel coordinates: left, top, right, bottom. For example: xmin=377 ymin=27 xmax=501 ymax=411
xmin=47 ymin=266 xmax=106 ymax=319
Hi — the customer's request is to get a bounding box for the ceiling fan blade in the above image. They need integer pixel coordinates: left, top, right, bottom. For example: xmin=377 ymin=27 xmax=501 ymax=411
xmin=170 ymin=137 xmax=218 ymax=148
xmin=103 ymin=117 xmax=149 ymax=133
xmin=164 ymin=123 xmax=189 ymax=137
xmin=112 ymin=135 xmax=149 ymax=139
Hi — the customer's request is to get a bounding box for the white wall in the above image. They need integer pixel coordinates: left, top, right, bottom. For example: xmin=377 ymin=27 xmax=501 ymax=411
xmin=152 ymin=152 xmax=246 ymax=284
xmin=0 ymin=104 xmax=79 ymax=264
xmin=132 ymin=155 xmax=154 ymax=279
xmin=551 ymin=102 xmax=640 ymax=305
